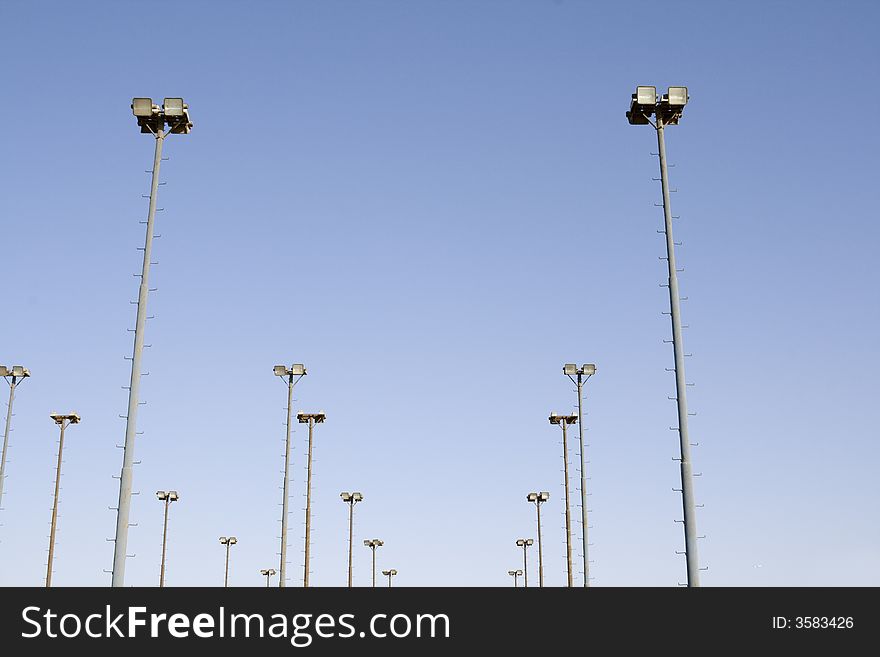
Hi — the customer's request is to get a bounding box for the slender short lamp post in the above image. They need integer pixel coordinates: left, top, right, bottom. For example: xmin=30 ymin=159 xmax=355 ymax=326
xmin=113 ymin=98 xmax=193 ymax=588
xmin=156 ymin=490 xmax=179 ymax=587
xmin=515 ymin=538 xmax=534 ymax=587
xmin=508 ymin=569 xmax=523 ymax=587
xmin=340 ymin=491 xmax=363 ymax=587
xmin=563 ymin=363 xmax=596 ymax=587
xmin=382 ymin=569 xmax=397 ymax=587
xmin=261 ymin=568 xmax=277 ymax=587
xmin=526 ymin=492 xmax=549 ymax=587
xmin=0 ymin=365 xmax=30 ymax=514
xmin=219 ymin=536 xmax=237 ymax=587
xmin=627 ymin=85 xmax=701 ymax=587
xmin=549 ymin=412 xmax=577 ymax=587
xmin=46 ymin=412 xmax=80 ymax=587
xmin=364 ymin=539 xmax=384 ymax=588
xmin=273 ymin=363 xmax=306 ymax=588
xmin=297 ymin=411 xmax=325 ymax=587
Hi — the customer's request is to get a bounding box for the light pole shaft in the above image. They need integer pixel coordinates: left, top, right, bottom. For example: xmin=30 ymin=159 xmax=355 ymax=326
xmin=280 ymin=375 xmax=293 ymax=587
xmin=0 ymin=377 xmax=17 ymax=510
xmin=576 ymin=375 xmax=590 ymax=587
xmin=371 ymin=547 xmax=376 ymax=588
xmin=347 ymin=501 xmax=354 ymax=588
xmin=113 ymin=130 xmax=165 ymax=587
xmin=656 ymin=119 xmax=700 ymax=586
xmin=387 ymin=573 xmax=392 ymax=588
xmin=561 ymin=422 xmax=573 ymax=587
xmin=159 ymin=497 xmax=170 ymax=587
xmin=46 ymin=421 xmax=66 ymax=587
xmin=536 ymin=501 xmax=544 ymax=587
xmin=224 ymin=543 xmax=231 ymax=587
xmin=521 ymin=544 xmax=528 ymax=588
xmin=303 ymin=417 xmax=315 ymax=587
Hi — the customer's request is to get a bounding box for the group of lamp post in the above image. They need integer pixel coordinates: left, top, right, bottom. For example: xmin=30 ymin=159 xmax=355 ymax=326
xmin=508 ymin=85 xmax=702 ymax=587
xmin=2 ymin=364 xmax=81 ymax=588
xmin=206 ymin=364 xmax=394 ymax=588
xmin=509 ymin=364 xmax=595 ymax=588
xmin=2 ymin=85 xmax=701 ymax=588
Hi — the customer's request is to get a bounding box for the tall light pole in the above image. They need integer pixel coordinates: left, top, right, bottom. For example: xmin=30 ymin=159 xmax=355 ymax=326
xmin=526 ymin=492 xmax=549 ymax=587
xmin=297 ymin=411 xmax=325 ymax=587
xmin=113 ymin=98 xmax=192 ymax=588
xmin=156 ymin=490 xmax=179 ymax=587
xmin=508 ymin=569 xmax=523 ymax=587
xmin=563 ymin=363 xmax=596 ymax=587
xmin=261 ymin=568 xmax=277 ymax=587
xmin=340 ymin=491 xmax=363 ymax=587
xmin=219 ymin=536 xmax=237 ymax=587
xmin=273 ymin=364 xmax=307 ymax=588
xmin=515 ymin=538 xmax=533 ymax=587
xmin=627 ymin=85 xmax=701 ymax=587
xmin=382 ymin=569 xmax=397 ymax=587
xmin=549 ymin=412 xmax=577 ymax=587
xmin=0 ymin=365 xmax=29 ymax=514
xmin=46 ymin=412 xmax=80 ymax=587
xmin=364 ymin=539 xmax=383 ymax=588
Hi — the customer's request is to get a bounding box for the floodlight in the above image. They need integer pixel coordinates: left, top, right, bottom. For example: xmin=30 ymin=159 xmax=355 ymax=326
xmin=229 ymin=537 xmax=237 ymax=545
xmin=163 ymin=98 xmax=185 ymax=117
xmin=636 ymin=86 xmax=657 ymax=106
xmin=508 ymin=570 xmax=517 ymax=576
xmin=273 ymin=365 xmax=288 ymax=377
xmin=539 ymin=491 xmax=550 ymax=501
xmin=157 ymin=491 xmax=167 ymax=500
xmin=667 ymin=86 xmax=688 ymax=107
xmin=353 ymin=492 xmax=363 ymax=501
xmin=582 ymin=364 xmax=596 ymax=376
xmin=290 ymin=364 xmax=306 ymax=376
xmin=527 ymin=493 xmax=537 ymax=502
xmin=11 ymin=365 xmax=28 ymax=378
xmin=341 ymin=492 xmax=351 ymax=501
xmin=563 ymin=364 xmax=577 ymax=376
xmin=219 ymin=537 xmax=227 ymax=543
xmin=168 ymin=491 xmax=179 ymax=501
xmin=0 ymin=366 xmax=7 ymax=377
xmin=132 ymin=97 xmax=155 ymax=117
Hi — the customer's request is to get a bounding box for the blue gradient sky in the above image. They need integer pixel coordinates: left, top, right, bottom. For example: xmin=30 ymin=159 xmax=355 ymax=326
xmin=1 ymin=0 xmax=878 ymax=587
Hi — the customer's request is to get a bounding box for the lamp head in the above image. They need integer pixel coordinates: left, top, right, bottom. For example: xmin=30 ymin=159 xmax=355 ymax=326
xmin=563 ymin=363 xmax=577 ymax=376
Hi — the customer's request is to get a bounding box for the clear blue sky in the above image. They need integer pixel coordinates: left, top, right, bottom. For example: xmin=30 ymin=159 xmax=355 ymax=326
xmin=1 ymin=0 xmax=878 ymax=587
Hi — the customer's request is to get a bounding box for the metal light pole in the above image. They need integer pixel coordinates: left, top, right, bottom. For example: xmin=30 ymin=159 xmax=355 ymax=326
xmin=364 ymin=539 xmax=383 ymax=588
xmin=340 ymin=492 xmax=363 ymax=587
xmin=273 ymin=364 xmax=306 ymax=588
xmin=113 ymin=98 xmax=192 ymax=587
xmin=382 ymin=569 xmax=397 ymax=587
xmin=298 ymin=411 xmax=325 ymax=587
xmin=156 ymin=490 xmax=179 ymax=587
xmin=508 ymin=569 xmax=523 ymax=587
xmin=261 ymin=568 xmax=277 ymax=587
xmin=627 ymin=85 xmax=701 ymax=586
xmin=46 ymin=412 xmax=80 ymax=587
xmin=549 ymin=412 xmax=577 ymax=587
xmin=563 ymin=363 xmax=596 ymax=587
xmin=219 ymin=536 xmax=237 ymax=587
xmin=515 ymin=538 xmax=533 ymax=587
xmin=0 ymin=365 xmax=29 ymax=514
xmin=526 ymin=492 xmax=549 ymax=587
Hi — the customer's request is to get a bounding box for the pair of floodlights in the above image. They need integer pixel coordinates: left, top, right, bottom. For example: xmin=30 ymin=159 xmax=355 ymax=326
xmin=627 ymin=85 xmax=689 ymax=125
xmin=0 ymin=365 xmax=29 ymax=378
xmin=131 ymin=97 xmax=193 ymax=134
